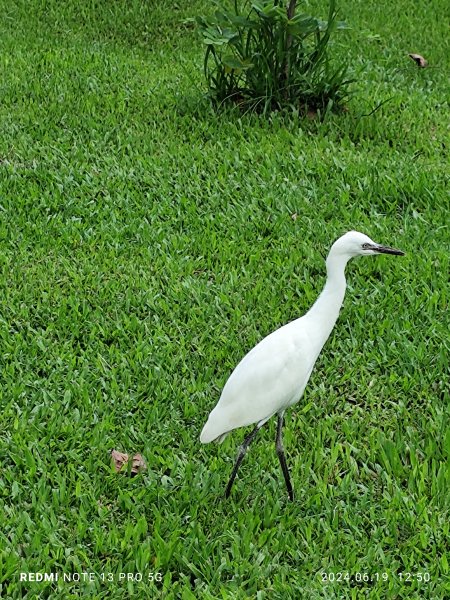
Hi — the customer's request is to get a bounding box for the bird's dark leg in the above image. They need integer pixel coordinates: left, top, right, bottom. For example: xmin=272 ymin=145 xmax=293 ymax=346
xmin=276 ymin=413 xmax=294 ymax=501
xmin=224 ymin=425 xmax=260 ymax=499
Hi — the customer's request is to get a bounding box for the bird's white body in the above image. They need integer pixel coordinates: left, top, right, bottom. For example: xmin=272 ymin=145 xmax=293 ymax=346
xmin=201 ymin=321 xmax=317 ymax=443
xmin=200 ymin=231 xmax=403 ymax=500
xmin=200 ymin=237 xmax=350 ymax=444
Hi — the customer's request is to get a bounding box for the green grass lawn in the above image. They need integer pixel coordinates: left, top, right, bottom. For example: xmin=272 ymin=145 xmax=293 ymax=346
xmin=0 ymin=0 xmax=449 ymax=598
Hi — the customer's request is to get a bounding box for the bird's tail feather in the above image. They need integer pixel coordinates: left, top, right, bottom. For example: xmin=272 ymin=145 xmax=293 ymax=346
xmin=200 ymin=418 xmax=229 ymax=444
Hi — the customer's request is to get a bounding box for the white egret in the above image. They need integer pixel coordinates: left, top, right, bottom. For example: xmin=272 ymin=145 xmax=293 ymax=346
xmin=200 ymin=231 xmax=404 ymax=501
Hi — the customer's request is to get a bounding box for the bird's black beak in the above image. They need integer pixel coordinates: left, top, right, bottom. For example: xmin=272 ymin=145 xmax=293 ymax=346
xmin=373 ymin=244 xmax=405 ymax=256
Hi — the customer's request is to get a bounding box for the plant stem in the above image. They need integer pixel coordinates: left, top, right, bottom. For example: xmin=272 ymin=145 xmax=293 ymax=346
xmin=287 ymin=0 xmax=297 ymax=20
xmin=284 ymin=0 xmax=297 ymax=98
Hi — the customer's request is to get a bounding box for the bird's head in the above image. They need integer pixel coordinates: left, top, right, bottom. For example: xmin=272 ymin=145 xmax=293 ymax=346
xmin=331 ymin=231 xmax=405 ymax=259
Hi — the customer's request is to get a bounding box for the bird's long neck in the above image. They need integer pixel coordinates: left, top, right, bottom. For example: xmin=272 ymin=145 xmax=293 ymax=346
xmin=305 ymin=251 xmax=348 ymax=340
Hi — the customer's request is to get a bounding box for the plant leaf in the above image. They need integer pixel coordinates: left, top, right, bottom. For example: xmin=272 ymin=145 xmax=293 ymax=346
xmin=222 ymin=55 xmax=254 ymax=70
xmin=288 ymin=16 xmax=319 ymax=36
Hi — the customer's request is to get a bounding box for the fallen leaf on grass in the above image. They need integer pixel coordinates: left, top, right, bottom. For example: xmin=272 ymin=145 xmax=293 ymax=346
xmin=130 ymin=454 xmax=147 ymax=476
xmin=111 ymin=450 xmax=147 ymax=476
xmin=111 ymin=450 xmax=129 ymax=472
xmin=408 ymin=53 xmax=427 ymax=68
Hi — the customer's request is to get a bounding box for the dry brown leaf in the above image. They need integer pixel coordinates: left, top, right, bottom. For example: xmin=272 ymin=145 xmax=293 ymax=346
xmin=111 ymin=450 xmax=129 ymax=472
xmin=408 ymin=53 xmax=427 ymax=68
xmin=111 ymin=450 xmax=147 ymax=476
xmin=130 ymin=453 xmax=147 ymax=477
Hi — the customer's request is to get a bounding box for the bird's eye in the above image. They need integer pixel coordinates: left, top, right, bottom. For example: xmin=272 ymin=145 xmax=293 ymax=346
xmin=361 ymin=243 xmax=371 ymax=250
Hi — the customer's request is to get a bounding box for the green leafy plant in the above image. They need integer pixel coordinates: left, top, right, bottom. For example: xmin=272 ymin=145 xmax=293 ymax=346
xmin=196 ymin=0 xmax=354 ymax=114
